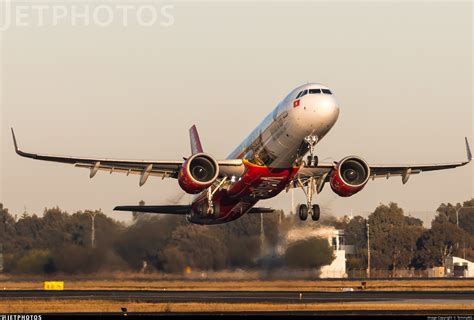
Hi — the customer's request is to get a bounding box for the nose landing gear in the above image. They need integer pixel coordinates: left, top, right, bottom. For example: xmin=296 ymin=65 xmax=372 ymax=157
xmin=304 ymin=135 xmax=319 ymax=168
xmin=296 ymin=177 xmax=320 ymax=222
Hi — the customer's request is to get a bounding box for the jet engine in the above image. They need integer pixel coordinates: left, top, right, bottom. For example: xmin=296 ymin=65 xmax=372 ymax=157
xmin=330 ymin=156 xmax=370 ymax=197
xmin=178 ymin=153 xmax=219 ymax=194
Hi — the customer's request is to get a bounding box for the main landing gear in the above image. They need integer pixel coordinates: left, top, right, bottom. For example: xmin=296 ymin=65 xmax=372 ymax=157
xmin=304 ymin=135 xmax=319 ymax=168
xmin=298 ymin=204 xmax=320 ymax=221
xmin=206 ymin=187 xmax=215 ymax=215
xmin=297 ymin=177 xmax=320 ymax=221
xmin=205 ymin=177 xmax=228 ymax=216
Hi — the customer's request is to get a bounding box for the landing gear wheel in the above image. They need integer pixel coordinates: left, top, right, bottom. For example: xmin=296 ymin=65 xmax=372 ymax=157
xmin=311 ymin=204 xmax=320 ymax=221
xmin=304 ymin=135 xmax=319 ymax=167
xmin=306 ymin=155 xmax=319 ymax=167
xmin=298 ymin=204 xmax=308 ymax=221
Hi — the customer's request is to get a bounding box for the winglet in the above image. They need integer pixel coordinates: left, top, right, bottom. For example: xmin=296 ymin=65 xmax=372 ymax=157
xmin=189 ymin=125 xmax=204 ymax=155
xmin=466 ymin=137 xmax=472 ymax=162
xmin=11 ymin=127 xmax=20 ymax=154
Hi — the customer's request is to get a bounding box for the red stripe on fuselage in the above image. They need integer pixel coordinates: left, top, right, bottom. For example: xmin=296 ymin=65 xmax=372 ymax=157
xmin=189 ymin=160 xmax=299 ymax=224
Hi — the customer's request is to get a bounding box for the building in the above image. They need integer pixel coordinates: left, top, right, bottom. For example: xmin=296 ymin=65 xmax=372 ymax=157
xmin=445 ymin=256 xmax=474 ymax=277
xmin=320 ymin=229 xmax=354 ymax=278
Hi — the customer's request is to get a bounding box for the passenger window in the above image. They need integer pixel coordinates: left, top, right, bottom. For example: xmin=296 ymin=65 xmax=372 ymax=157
xmin=309 ymin=89 xmax=321 ymax=94
xmin=322 ymin=89 xmax=332 ymax=94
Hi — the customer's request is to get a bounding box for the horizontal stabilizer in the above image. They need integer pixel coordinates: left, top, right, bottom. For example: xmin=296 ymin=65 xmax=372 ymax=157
xmin=114 ymin=205 xmax=274 ymax=215
xmin=114 ymin=205 xmax=191 ymax=215
xmin=248 ymin=207 xmax=275 ymax=214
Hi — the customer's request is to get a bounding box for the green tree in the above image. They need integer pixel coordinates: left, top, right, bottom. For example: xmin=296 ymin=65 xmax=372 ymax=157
xmin=414 ymin=210 xmax=470 ymax=268
xmin=0 ymin=204 xmax=16 ymax=252
xmin=114 ymin=215 xmax=184 ymax=271
xmin=368 ymin=203 xmax=424 ymax=271
xmin=343 ymin=215 xmax=367 ymax=270
xmin=13 ymin=249 xmax=54 ymax=274
xmin=218 ymin=214 xmax=263 ymax=267
xmin=164 ymin=225 xmax=228 ymax=271
xmin=435 ymin=203 xmax=459 ymax=225
xmin=459 ymin=199 xmax=474 ymax=235
xmin=39 ymin=207 xmax=70 ymax=248
xmin=14 ymin=214 xmax=44 ymax=251
xmin=284 ymin=237 xmax=335 ymax=269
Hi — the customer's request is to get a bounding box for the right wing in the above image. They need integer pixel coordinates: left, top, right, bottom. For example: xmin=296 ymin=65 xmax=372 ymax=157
xmin=11 ymin=128 xmax=243 ymax=186
xmin=292 ymin=137 xmax=471 ymax=192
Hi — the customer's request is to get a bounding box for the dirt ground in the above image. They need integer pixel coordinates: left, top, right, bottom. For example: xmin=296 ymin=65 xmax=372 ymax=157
xmin=0 ymin=300 xmax=473 ymax=314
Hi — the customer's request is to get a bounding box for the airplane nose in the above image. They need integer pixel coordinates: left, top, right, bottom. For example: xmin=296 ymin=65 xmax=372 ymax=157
xmin=317 ymin=96 xmax=339 ymax=121
xmin=297 ymin=95 xmax=339 ymax=136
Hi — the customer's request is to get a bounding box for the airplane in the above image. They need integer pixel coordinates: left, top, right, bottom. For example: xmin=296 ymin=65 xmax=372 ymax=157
xmin=11 ymin=83 xmax=472 ymax=225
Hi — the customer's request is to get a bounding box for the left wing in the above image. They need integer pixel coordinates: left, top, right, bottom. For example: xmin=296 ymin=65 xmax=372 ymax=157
xmin=11 ymin=128 xmax=242 ymax=186
xmin=293 ymin=137 xmax=472 ymax=190
xmin=369 ymin=137 xmax=471 ymax=183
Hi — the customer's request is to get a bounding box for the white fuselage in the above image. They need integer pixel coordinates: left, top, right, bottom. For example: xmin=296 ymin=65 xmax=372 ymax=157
xmin=228 ymin=83 xmax=340 ymax=168
xmin=189 ymin=83 xmax=339 ymax=224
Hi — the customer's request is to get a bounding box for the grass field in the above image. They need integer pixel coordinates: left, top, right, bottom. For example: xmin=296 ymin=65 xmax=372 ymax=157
xmin=1 ymin=277 xmax=474 ymax=292
xmin=1 ymin=276 xmax=473 ymax=313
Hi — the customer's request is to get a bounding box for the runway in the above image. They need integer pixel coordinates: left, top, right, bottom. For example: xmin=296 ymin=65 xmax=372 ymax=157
xmin=1 ymin=290 xmax=473 ymax=304
xmin=1 ymin=290 xmax=473 ymax=315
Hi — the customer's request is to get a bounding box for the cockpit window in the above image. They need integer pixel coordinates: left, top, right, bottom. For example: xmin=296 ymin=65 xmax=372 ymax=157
xmin=296 ymin=89 xmax=309 ymax=99
xmin=322 ymin=89 xmax=332 ymax=94
xmin=309 ymin=89 xmax=321 ymax=94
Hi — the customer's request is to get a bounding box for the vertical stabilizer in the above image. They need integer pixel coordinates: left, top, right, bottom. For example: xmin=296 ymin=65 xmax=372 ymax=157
xmin=189 ymin=125 xmax=204 ymax=155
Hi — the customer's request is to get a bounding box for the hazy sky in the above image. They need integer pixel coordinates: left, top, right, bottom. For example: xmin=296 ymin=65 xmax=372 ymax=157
xmin=1 ymin=1 xmax=472 ymax=226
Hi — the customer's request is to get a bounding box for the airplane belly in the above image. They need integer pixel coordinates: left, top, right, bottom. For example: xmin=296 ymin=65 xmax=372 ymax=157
xmin=227 ymin=160 xmax=299 ymax=199
xmin=188 ymin=190 xmax=257 ymax=224
xmin=188 ymin=159 xmax=299 ymax=224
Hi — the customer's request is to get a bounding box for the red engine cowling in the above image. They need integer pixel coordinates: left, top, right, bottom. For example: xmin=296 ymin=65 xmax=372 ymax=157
xmin=178 ymin=153 xmax=219 ymax=194
xmin=330 ymin=156 xmax=370 ymax=197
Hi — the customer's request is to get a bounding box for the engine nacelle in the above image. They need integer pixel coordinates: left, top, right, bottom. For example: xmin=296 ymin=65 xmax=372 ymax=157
xmin=330 ymin=156 xmax=370 ymax=197
xmin=178 ymin=153 xmax=219 ymax=194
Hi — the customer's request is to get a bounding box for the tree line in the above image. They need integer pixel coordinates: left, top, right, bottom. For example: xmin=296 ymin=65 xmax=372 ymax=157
xmin=335 ymin=200 xmax=474 ymax=272
xmin=0 ymin=199 xmax=472 ymax=275
xmin=0 ymin=203 xmax=334 ymax=274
